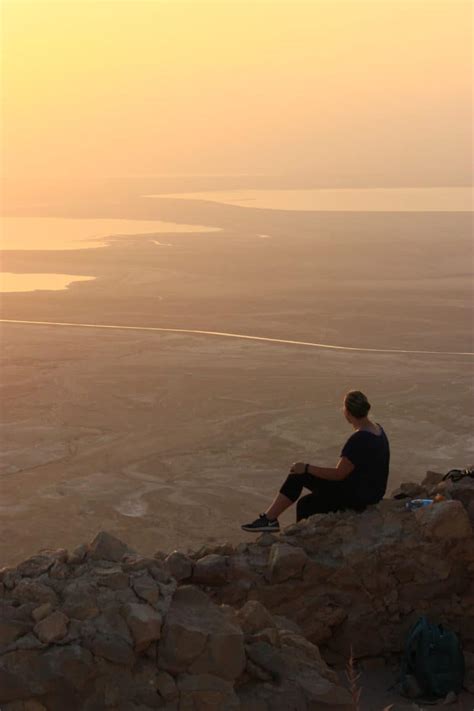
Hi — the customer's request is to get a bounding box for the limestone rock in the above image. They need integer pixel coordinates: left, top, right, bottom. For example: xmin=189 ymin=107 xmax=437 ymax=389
xmin=177 ymin=673 xmax=240 ymax=710
xmin=156 ymin=670 xmax=178 ymax=701
xmin=0 ymin=620 xmax=31 ymax=647
xmin=123 ymin=602 xmax=162 ymax=652
xmin=85 ymin=633 xmax=135 ymax=665
xmin=235 ymin=600 xmax=275 ymax=635
xmin=11 ymin=580 xmax=57 ymax=606
xmin=415 ymin=499 xmax=472 ymax=539
xmin=33 ymin=610 xmax=69 ymax=644
xmin=422 ymin=470 xmax=445 ymax=488
xmin=92 ymin=566 xmax=129 ymax=589
xmin=31 ymin=603 xmax=53 ymax=623
xmin=267 ymin=542 xmax=307 ymax=583
xmin=392 ymin=482 xmax=428 ymax=499
xmin=88 ymin=531 xmax=129 ymax=562
xmin=131 ymin=573 xmax=160 ymax=605
xmin=158 ymin=586 xmax=245 ymax=681
xmin=192 ymin=554 xmax=228 ymax=585
xmin=164 ymin=551 xmax=194 ymax=582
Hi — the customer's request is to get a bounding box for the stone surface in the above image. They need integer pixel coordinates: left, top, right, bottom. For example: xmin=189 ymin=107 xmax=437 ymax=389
xmin=1 ymin=488 xmax=474 ymax=709
xmin=158 ymin=586 xmax=245 ymax=681
xmin=414 ymin=499 xmax=472 ymax=539
xmin=164 ymin=551 xmax=194 ymax=582
xmin=33 ymin=611 xmax=69 ymax=644
xmin=31 ymin=603 xmax=53 ymax=623
xmin=192 ymin=554 xmax=228 ymax=586
xmin=88 ymin=531 xmax=129 ymax=562
xmin=267 ymin=542 xmax=308 ymax=583
xmin=123 ymin=602 xmax=162 ymax=651
xmin=235 ymin=600 xmax=275 ymax=635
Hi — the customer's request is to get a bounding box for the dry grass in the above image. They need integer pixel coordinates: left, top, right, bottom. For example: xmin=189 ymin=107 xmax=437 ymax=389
xmin=346 ymin=646 xmax=362 ymax=710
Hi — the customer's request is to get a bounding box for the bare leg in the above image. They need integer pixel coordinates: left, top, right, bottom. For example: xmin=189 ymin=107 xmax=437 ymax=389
xmin=265 ymin=492 xmax=294 ymax=520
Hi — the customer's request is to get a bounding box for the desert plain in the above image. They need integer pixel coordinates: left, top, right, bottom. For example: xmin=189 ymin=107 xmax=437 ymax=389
xmin=0 ymin=189 xmax=473 ymax=566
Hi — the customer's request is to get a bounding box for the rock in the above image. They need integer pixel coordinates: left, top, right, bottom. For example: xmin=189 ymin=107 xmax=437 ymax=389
xmin=192 ymin=554 xmax=228 ymax=585
xmin=421 ymin=470 xmax=445 ymax=488
xmin=3 ymin=701 xmax=48 ymax=710
xmin=16 ymin=553 xmax=56 ymax=578
xmin=92 ymin=566 xmax=130 ymax=589
xmin=11 ymin=579 xmax=57 ymax=605
xmin=131 ymin=573 xmax=160 ymax=605
xmin=86 ymin=633 xmax=135 ymax=665
xmin=392 ymin=482 xmax=428 ymax=499
xmin=177 ymin=673 xmax=240 ymax=710
xmin=164 ymin=551 xmax=194 ymax=582
xmin=158 ymin=586 xmax=245 ymax=681
xmin=123 ymin=603 xmax=162 ymax=652
xmin=235 ymin=600 xmax=275 ymax=635
xmin=415 ymin=499 xmax=472 ymax=539
xmin=156 ymin=670 xmax=178 ymax=701
xmin=266 ymin=543 xmax=307 ymax=583
xmin=61 ymin=595 xmax=99 ymax=621
xmin=31 ymin=603 xmax=53 ymax=622
xmin=33 ymin=610 xmax=69 ymax=644
xmin=67 ymin=543 xmax=88 ymax=564
xmin=88 ymin=531 xmax=129 ymax=562
xmin=0 ymin=620 xmax=31 ymax=647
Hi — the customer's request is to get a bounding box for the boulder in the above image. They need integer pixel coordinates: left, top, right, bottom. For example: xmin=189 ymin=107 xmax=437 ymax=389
xmin=131 ymin=573 xmax=160 ymax=605
xmin=92 ymin=566 xmax=129 ymax=590
xmin=31 ymin=604 xmax=53 ymax=623
xmin=414 ymin=500 xmax=472 ymax=540
xmin=88 ymin=531 xmax=129 ymax=562
xmin=235 ymin=600 xmax=275 ymax=635
xmin=11 ymin=580 xmax=57 ymax=606
xmin=123 ymin=603 xmax=162 ymax=652
xmin=267 ymin=543 xmax=307 ymax=583
xmin=158 ymin=586 xmax=245 ymax=681
xmin=392 ymin=482 xmax=428 ymax=499
xmin=33 ymin=611 xmax=69 ymax=644
xmin=192 ymin=554 xmax=228 ymax=586
xmin=164 ymin=551 xmax=194 ymax=582
xmin=177 ymin=673 xmax=240 ymax=710
xmin=156 ymin=670 xmax=178 ymax=701
xmin=0 ymin=620 xmax=32 ymax=647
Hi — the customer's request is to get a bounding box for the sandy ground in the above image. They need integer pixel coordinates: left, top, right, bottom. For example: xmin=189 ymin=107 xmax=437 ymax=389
xmin=0 ymin=195 xmax=473 ymax=566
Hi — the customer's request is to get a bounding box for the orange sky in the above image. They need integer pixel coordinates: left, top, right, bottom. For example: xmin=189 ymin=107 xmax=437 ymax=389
xmin=1 ymin=0 xmax=472 ymax=201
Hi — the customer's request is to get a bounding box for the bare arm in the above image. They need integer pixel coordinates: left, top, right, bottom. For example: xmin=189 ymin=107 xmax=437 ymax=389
xmin=291 ymin=457 xmax=354 ymax=481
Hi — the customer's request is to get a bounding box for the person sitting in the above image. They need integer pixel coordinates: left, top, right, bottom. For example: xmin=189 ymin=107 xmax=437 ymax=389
xmin=241 ymin=390 xmax=390 ymax=533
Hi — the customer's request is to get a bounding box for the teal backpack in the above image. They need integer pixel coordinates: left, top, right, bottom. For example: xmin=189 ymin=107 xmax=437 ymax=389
xmin=400 ymin=616 xmax=465 ymax=700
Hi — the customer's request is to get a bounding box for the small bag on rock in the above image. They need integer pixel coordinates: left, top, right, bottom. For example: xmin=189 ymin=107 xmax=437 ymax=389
xmin=400 ymin=616 xmax=465 ymax=701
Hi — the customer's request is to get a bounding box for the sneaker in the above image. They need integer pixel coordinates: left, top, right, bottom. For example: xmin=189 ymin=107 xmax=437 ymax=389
xmin=241 ymin=513 xmax=280 ymax=533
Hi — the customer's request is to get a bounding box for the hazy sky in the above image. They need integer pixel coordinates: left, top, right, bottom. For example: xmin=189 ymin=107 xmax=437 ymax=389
xmin=1 ymin=0 xmax=472 ymax=201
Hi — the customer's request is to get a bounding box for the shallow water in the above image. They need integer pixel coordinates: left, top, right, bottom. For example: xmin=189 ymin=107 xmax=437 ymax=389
xmin=0 ymin=215 xmax=220 ymax=292
xmin=0 ymin=216 xmax=221 ymax=251
xmin=144 ymin=186 xmax=474 ymax=212
xmin=0 ymin=272 xmax=95 ymax=293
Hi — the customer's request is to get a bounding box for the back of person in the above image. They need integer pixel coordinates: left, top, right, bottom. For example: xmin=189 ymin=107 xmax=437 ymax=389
xmin=341 ymin=424 xmax=390 ymax=506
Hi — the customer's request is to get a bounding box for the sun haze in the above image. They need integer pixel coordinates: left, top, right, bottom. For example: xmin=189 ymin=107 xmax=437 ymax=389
xmin=1 ymin=0 xmax=472 ymax=206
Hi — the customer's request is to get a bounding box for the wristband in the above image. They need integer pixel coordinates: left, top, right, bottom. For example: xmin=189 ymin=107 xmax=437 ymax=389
xmin=304 ymin=463 xmax=310 ymax=474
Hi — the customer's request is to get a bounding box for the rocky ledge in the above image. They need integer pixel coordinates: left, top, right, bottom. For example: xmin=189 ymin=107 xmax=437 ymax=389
xmin=1 ymin=470 xmax=474 ymax=711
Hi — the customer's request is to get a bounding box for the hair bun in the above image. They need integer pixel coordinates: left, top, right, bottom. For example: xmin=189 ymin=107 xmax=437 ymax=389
xmin=345 ymin=390 xmax=371 ymax=418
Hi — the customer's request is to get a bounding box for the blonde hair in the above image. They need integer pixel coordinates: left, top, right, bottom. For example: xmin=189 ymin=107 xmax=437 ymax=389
xmin=344 ymin=390 xmax=371 ymax=418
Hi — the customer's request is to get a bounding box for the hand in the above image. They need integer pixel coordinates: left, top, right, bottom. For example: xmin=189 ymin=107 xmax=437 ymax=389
xmin=290 ymin=461 xmax=307 ymax=474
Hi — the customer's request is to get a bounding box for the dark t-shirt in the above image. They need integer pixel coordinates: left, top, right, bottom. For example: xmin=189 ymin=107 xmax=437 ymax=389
xmin=340 ymin=424 xmax=390 ymax=506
